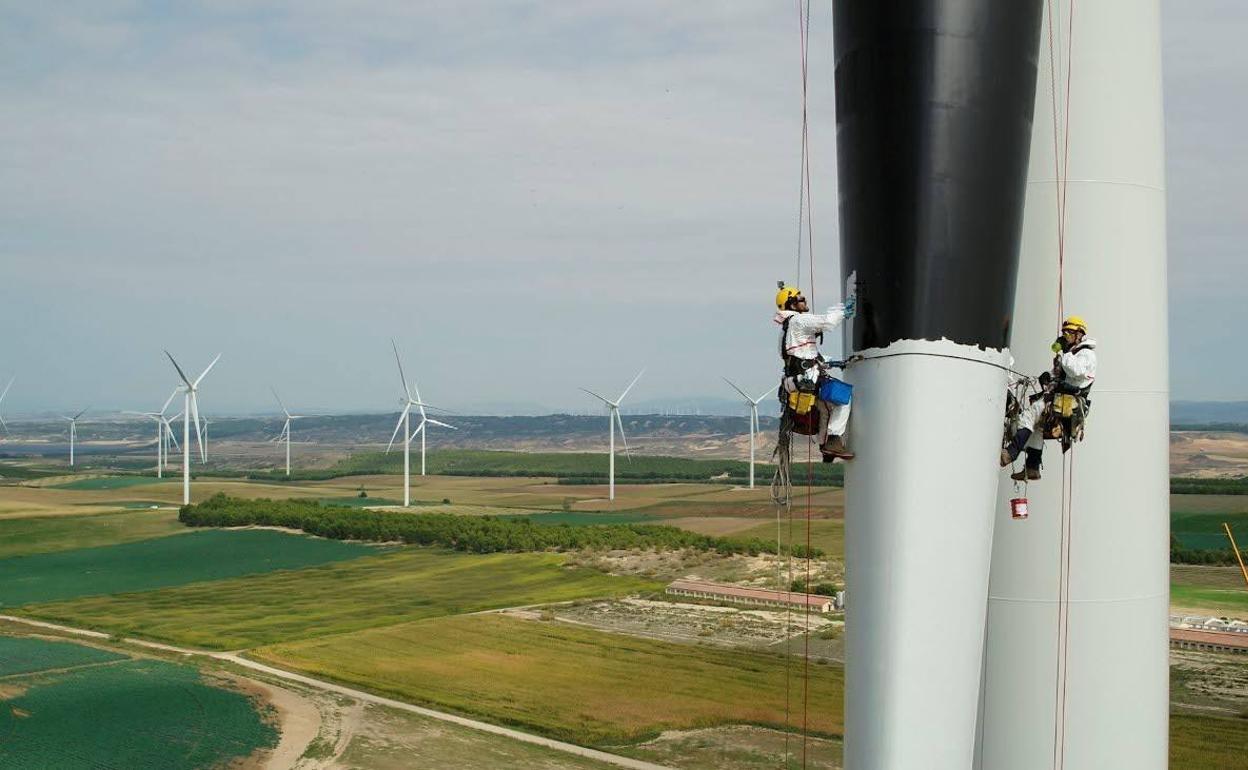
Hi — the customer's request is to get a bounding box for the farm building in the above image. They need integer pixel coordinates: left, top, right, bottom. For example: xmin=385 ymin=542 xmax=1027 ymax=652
xmin=1169 ymin=627 xmax=1248 ymax=655
xmin=666 ymin=579 xmax=836 ymax=613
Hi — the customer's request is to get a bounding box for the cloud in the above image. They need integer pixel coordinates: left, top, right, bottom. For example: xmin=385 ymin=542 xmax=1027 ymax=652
xmin=0 ymin=2 xmax=1240 ymax=411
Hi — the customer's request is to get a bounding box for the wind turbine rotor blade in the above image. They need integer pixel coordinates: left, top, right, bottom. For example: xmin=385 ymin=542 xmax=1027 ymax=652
xmin=426 ymin=418 xmax=456 ymax=430
xmin=579 ymin=388 xmax=613 ymax=407
xmin=723 ymin=377 xmax=751 ymax=401
xmin=407 ymin=420 xmax=426 ymax=443
xmin=616 ymin=368 xmax=646 ymax=404
xmin=193 ymin=353 xmax=222 ymax=388
xmin=385 ymin=405 xmax=410 ymax=453
xmin=615 ymin=410 xmax=632 ymax=461
xmin=0 ymin=376 xmax=13 ymax=404
xmin=73 ymin=406 xmax=89 ymax=420
xmin=161 ymin=387 xmax=179 ymax=415
xmin=271 ymin=387 xmax=290 ymax=417
xmin=0 ymin=415 xmax=8 ymax=433
xmin=164 ymin=421 xmax=181 ymax=451
xmin=190 ymin=395 xmax=205 ymax=462
xmin=753 ymin=388 xmax=773 ymax=405
xmin=390 ymin=339 xmax=412 ymax=398
xmin=164 ymin=350 xmax=194 ymax=388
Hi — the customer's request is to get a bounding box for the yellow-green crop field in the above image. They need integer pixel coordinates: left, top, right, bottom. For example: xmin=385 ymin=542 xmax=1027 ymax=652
xmin=255 ymin=613 xmax=843 ymax=746
xmin=21 ymin=549 xmax=659 ymax=649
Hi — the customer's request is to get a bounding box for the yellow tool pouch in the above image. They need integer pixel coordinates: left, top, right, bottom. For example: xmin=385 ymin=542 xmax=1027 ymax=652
xmin=787 ymin=390 xmax=816 ymax=416
xmin=1053 ymin=393 xmax=1077 ymax=418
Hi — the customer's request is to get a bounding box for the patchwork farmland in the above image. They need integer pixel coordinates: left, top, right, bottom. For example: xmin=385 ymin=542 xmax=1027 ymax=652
xmin=0 ymin=459 xmax=1244 ymax=768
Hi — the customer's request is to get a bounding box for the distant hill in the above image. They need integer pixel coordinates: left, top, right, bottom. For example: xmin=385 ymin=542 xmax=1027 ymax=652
xmin=1171 ymin=401 xmax=1248 ymax=425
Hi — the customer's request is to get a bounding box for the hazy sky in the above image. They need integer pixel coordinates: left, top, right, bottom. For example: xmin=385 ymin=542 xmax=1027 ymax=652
xmin=1 ymin=1 xmax=1242 ymax=415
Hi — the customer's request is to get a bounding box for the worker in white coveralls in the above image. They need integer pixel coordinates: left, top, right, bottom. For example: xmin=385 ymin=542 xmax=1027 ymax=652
xmin=1000 ymin=315 xmax=1097 ymax=480
xmin=774 ymin=285 xmax=856 ymax=461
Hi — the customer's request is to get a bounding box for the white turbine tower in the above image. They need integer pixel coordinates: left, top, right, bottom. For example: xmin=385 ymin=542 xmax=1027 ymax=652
xmin=124 ymin=389 xmax=179 ymax=478
xmin=61 ymin=407 xmax=89 ymax=467
xmin=581 ymin=369 xmax=644 ymax=502
xmin=164 ymin=351 xmax=220 ymax=505
xmin=272 ymin=387 xmax=303 ymax=477
xmin=723 ymin=379 xmax=771 ymax=490
xmin=0 ymin=376 xmax=13 ymax=439
xmin=386 ymin=340 xmax=456 ymax=506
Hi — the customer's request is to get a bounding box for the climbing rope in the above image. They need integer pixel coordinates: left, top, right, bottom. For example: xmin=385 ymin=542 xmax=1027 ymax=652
xmin=1045 ymin=2 xmax=1078 ymax=767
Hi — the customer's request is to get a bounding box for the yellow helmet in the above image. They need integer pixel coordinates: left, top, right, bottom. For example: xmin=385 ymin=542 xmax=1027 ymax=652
xmin=776 ymin=285 xmax=803 ymax=310
xmin=1061 ymin=315 xmax=1088 ymax=334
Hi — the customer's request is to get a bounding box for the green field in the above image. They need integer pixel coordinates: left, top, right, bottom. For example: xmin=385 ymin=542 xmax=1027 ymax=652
xmin=1171 ymin=584 xmax=1248 ymax=613
xmin=733 ymin=519 xmax=846 ymax=561
xmin=0 ymin=510 xmax=186 ymax=559
xmin=51 ymin=476 xmax=163 ymax=490
xmin=1171 ymin=714 xmax=1248 ymax=768
xmin=0 ymin=529 xmax=379 ymax=607
xmin=256 ymin=613 xmax=842 ymax=746
xmin=0 ymin=636 xmax=125 ymax=676
xmin=0 ymin=654 xmax=276 ymax=768
xmin=1171 ymin=509 xmax=1248 ymax=550
xmin=23 ymin=549 xmax=658 ymax=649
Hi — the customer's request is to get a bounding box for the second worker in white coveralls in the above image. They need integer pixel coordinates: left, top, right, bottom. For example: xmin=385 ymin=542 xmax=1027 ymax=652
xmin=774 ymin=285 xmax=856 ymax=460
xmin=1000 ymin=315 xmax=1098 ymax=480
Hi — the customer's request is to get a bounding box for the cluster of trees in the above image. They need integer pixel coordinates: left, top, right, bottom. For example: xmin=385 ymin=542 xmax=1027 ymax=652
xmin=789 ymin=579 xmax=841 ymax=597
xmin=1170 ymin=477 xmax=1248 ymax=495
xmin=180 ymin=494 xmax=824 ymax=558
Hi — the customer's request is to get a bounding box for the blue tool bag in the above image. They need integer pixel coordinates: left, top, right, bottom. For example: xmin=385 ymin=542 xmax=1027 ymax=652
xmin=819 ymin=378 xmax=853 ymax=406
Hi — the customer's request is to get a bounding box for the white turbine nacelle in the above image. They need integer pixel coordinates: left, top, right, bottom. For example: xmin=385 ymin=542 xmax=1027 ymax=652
xmin=164 ymin=350 xmax=220 ymax=505
xmin=724 ymin=378 xmax=772 ymax=490
xmin=271 ymin=387 xmax=304 ymax=477
xmin=60 ymin=406 xmax=89 ymax=467
xmin=580 ymin=368 xmax=644 ymax=502
xmin=386 ymin=339 xmax=457 ymax=507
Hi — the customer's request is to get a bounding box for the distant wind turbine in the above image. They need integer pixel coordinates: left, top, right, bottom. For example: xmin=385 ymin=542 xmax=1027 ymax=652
xmin=723 ymin=378 xmax=773 ymax=490
xmin=0 ymin=376 xmax=13 ymax=438
xmin=164 ymin=350 xmax=220 ymax=505
xmin=581 ymin=368 xmax=644 ymax=502
xmin=61 ymin=406 xmax=89 ymax=467
xmin=123 ymin=388 xmax=179 ymax=478
xmin=272 ymin=387 xmax=303 ymax=477
xmin=386 ymin=340 xmax=456 ymax=506
xmin=200 ymin=416 xmax=211 ymax=461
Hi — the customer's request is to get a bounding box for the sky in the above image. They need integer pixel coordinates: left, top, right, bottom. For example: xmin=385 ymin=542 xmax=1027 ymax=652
xmin=0 ymin=1 xmax=1242 ymax=416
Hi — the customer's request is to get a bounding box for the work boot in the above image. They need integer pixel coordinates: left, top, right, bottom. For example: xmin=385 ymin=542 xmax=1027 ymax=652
xmin=1010 ymin=448 xmax=1043 ymax=481
xmin=821 ymin=435 xmax=855 ymax=460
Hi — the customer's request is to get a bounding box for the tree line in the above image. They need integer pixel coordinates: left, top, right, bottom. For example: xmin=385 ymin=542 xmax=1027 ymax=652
xmin=180 ymin=494 xmax=823 ymax=558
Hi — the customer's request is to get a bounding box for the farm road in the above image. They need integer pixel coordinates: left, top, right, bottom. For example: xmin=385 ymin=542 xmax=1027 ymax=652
xmin=0 ymin=614 xmax=674 ymax=770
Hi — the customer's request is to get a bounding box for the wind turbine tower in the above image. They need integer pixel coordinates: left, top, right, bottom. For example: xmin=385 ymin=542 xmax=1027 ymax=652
xmin=581 ymin=369 xmax=644 ymax=502
xmin=62 ymin=407 xmax=89 ymax=467
xmin=723 ymin=379 xmax=771 ymax=490
xmin=272 ymin=387 xmax=303 ymax=477
xmin=164 ymin=351 xmax=220 ymax=505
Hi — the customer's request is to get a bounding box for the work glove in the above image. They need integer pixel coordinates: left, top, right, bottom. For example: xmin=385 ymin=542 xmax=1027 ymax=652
xmin=842 ymin=297 xmax=857 ymax=319
xmin=1038 ymin=371 xmax=1052 ymax=388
